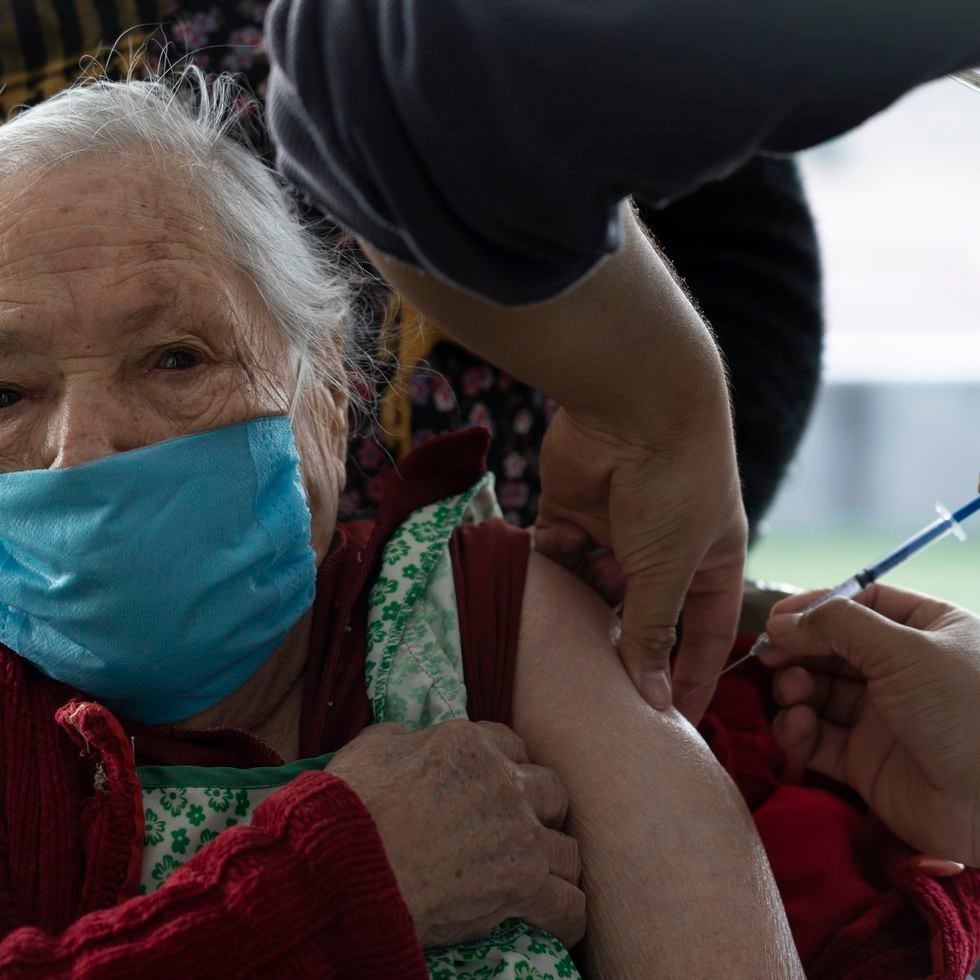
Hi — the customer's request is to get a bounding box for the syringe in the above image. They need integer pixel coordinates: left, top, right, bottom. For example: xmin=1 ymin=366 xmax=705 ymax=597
xmin=684 ymin=489 xmax=980 ymax=700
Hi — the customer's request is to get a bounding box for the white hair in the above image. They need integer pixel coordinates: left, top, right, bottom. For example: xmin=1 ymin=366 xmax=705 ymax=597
xmin=0 ymin=66 xmax=353 ymax=414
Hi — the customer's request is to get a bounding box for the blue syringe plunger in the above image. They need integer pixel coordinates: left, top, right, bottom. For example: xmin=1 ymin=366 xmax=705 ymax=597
xmin=860 ymin=494 xmax=980 ymax=586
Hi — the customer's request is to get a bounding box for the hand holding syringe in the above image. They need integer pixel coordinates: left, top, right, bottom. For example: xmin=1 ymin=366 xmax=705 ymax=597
xmin=685 ymin=488 xmax=980 ymax=701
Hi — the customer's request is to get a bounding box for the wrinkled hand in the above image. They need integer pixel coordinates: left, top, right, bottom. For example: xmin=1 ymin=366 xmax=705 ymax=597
xmin=534 ymin=407 xmax=747 ymax=724
xmin=759 ymin=585 xmax=980 ymax=867
xmin=327 ymin=720 xmax=585 ymax=948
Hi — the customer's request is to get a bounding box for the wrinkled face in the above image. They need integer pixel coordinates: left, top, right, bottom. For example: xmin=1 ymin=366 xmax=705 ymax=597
xmin=0 ymin=155 xmax=347 ymax=561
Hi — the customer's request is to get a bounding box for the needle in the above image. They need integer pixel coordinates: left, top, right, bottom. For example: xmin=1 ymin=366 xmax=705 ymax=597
xmin=682 ymin=488 xmax=980 ymax=703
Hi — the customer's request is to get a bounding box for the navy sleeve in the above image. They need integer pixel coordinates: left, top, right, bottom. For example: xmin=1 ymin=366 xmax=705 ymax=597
xmin=265 ymin=0 xmax=980 ymax=305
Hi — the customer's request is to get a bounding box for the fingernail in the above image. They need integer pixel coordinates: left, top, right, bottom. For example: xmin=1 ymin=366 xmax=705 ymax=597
xmin=910 ymin=856 xmax=966 ymax=878
xmin=641 ymin=670 xmax=672 ymax=710
xmin=767 ymin=613 xmax=802 ymax=636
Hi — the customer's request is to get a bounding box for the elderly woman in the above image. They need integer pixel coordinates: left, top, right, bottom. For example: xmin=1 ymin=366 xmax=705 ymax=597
xmin=0 ymin=71 xmax=807 ymax=977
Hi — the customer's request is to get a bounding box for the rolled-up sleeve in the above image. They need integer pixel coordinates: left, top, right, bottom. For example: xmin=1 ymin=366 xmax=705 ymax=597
xmin=266 ymin=0 xmax=980 ymax=305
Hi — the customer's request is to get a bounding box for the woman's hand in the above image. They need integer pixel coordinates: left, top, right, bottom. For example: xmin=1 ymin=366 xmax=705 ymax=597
xmin=326 ymin=720 xmax=585 ymax=949
xmin=534 ymin=405 xmax=746 ymax=724
xmin=759 ymin=585 xmax=980 ymax=866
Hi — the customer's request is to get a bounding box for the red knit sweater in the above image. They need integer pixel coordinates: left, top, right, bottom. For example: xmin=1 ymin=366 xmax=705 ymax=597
xmin=0 ymin=691 xmax=423 ymax=978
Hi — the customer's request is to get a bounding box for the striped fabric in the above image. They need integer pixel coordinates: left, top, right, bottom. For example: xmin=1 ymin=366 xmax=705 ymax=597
xmin=0 ymin=0 xmax=163 ymax=118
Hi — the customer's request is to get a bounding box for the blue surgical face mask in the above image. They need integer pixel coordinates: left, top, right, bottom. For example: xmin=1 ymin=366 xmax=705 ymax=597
xmin=0 ymin=416 xmax=317 ymax=725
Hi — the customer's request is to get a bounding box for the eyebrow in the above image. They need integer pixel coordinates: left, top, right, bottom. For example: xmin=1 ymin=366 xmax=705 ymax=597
xmin=119 ymin=302 xmax=173 ymax=327
xmin=0 ymin=301 xmax=181 ymax=356
xmin=0 ymin=326 xmax=35 ymax=355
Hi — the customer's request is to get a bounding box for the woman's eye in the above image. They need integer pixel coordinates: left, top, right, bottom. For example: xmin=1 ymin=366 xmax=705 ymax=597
xmin=0 ymin=389 xmax=22 ymax=409
xmin=157 ymin=349 xmax=202 ymax=371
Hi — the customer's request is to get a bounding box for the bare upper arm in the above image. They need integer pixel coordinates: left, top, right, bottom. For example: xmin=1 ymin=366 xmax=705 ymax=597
xmin=511 ymin=553 xmax=804 ymax=979
xmin=512 ymin=550 xmax=701 ymax=766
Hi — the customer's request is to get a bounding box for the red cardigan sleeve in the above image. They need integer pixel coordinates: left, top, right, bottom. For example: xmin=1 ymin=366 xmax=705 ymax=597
xmin=0 ymin=771 xmax=427 ymax=979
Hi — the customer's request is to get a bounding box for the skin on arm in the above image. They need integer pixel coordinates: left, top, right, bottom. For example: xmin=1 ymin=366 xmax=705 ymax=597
xmin=513 ymin=552 xmax=803 ymax=979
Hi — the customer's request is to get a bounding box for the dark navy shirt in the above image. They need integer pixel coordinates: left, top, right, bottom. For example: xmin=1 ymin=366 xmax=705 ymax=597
xmin=266 ymin=0 xmax=980 ymax=304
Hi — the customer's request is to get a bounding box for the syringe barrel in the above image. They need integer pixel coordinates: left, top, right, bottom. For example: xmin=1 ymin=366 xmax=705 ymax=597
xmin=866 ymin=517 xmax=951 ymax=581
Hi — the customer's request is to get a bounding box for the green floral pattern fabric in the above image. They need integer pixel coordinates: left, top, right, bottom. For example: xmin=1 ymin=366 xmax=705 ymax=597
xmin=366 ymin=472 xmax=498 ymax=729
xmin=137 ymin=755 xmax=332 ymax=896
xmin=366 ymin=476 xmax=579 ymax=979
xmin=139 ymin=783 xmax=275 ymax=893
xmin=426 ymin=919 xmax=576 ymax=980
xmin=137 ymin=475 xmax=580 ymax=978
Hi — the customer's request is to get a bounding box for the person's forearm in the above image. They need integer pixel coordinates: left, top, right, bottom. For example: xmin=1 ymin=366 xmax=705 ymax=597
xmin=361 ymin=209 xmax=730 ymax=443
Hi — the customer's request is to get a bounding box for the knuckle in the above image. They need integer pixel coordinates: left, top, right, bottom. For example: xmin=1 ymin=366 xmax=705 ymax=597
xmin=369 ymin=722 xmax=407 ymax=737
xmin=540 ymin=770 xmax=569 ymax=816
xmin=533 ymin=880 xmax=586 ymax=948
xmin=546 ymin=829 xmax=580 ymax=878
xmin=437 ymin=718 xmax=470 ymax=737
xmin=479 ymin=720 xmax=527 ymax=755
xmin=624 ymin=623 xmax=677 ymax=657
xmin=475 ymin=720 xmax=509 ymax=738
xmin=430 ymin=719 xmax=473 ymax=750
xmin=810 ymin=596 xmax=848 ymax=628
xmin=503 ymin=767 xmax=533 ymax=814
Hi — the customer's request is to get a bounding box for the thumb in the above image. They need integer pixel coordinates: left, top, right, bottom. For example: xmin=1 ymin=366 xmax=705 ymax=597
xmin=532 ymin=519 xmax=591 ymax=574
xmin=767 ymin=596 xmax=908 ymax=680
xmin=619 ymin=576 xmax=682 ymax=710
